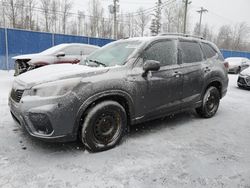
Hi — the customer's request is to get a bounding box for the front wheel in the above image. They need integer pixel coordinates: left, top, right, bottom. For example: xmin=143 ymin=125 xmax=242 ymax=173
xmin=81 ymin=101 xmax=127 ymax=152
xmin=196 ymin=86 xmax=220 ymax=118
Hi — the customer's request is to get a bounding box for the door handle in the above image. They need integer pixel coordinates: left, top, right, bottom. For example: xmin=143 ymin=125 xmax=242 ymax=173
xmin=204 ymin=67 xmax=211 ymax=73
xmin=172 ymin=71 xmax=182 ymax=77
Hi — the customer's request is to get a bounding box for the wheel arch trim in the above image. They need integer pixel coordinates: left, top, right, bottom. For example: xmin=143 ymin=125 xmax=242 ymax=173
xmin=72 ymin=90 xmax=134 ymax=137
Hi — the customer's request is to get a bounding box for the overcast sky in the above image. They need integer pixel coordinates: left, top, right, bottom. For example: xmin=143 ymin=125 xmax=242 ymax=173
xmin=74 ymin=0 xmax=250 ymax=32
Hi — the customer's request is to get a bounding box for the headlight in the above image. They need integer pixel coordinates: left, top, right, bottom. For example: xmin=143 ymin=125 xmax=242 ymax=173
xmin=29 ymin=78 xmax=81 ymax=97
xmin=239 ymin=73 xmax=248 ymax=77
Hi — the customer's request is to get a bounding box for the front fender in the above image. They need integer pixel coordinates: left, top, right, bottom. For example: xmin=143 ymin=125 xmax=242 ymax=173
xmin=72 ymin=90 xmax=135 ymax=137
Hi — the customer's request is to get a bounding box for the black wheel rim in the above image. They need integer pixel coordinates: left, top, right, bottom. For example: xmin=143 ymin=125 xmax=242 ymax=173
xmin=205 ymin=91 xmax=218 ymax=114
xmin=93 ymin=111 xmax=121 ymax=145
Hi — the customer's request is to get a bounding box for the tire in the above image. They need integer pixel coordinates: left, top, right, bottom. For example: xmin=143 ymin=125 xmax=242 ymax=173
xmin=196 ymin=86 xmax=220 ymax=118
xmin=236 ymin=67 xmax=241 ymax=74
xmin=81 ymin=101 xmax=127 ymax=152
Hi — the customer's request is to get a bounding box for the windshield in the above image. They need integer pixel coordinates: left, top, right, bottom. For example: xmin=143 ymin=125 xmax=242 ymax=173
xmin=81 ymin=40 xmax=142 ymax=67
xmin=39 ymin=44 xmax=68 ymax=55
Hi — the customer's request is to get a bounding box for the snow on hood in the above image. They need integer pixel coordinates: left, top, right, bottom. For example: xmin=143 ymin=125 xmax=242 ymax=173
xmin=15 ymin=64 xmax=108 ymax=88
xmin=12 ymin=53 xmax=41 ymax=60
xmin=241 ymin=67 xmax=250 ymax=76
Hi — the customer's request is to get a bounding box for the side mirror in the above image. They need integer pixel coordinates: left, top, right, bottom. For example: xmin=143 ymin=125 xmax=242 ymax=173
xmin=56 ymin=51 xmax=65 ymax=57
xmin=142 ymin=60 xmax=160 ymax=77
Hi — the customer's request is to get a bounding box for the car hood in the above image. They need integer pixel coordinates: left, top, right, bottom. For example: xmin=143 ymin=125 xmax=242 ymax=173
xmin=14 ymin=64 xmax=108 ymax=88
xmin=241 ymin=67 xmax=250 ymax=76
xmin=12 ymin=53 xmax=41 ymax=60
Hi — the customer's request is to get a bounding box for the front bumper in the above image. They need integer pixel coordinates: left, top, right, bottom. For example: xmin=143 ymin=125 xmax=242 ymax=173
xmin=237 ymin=75 xmax=250 ymax=89
xmin=8 ymin=92 xmax=80 ymax=142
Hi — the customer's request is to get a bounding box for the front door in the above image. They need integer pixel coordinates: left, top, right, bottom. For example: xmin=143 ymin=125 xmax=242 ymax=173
xmin=131 ymin=39 xmax=183 ymax=120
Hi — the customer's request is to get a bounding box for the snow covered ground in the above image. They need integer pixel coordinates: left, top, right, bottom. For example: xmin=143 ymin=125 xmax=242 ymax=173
xmin=0 ymin=70 xmax=249 ymax=188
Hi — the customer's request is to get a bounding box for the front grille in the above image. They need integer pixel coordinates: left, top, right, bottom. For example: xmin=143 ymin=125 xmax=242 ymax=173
xmin=11 ymin=89 xmax=24 ymax=103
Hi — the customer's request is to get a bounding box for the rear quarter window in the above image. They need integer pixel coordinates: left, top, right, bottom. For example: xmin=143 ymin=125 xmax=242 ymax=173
xmin=64 ymin=46 xmax=81 ymax=55
xmin=201 ymin=43 xmax=217 ymax=59
xmin=179 ymin=41 xmax=203 ymax=63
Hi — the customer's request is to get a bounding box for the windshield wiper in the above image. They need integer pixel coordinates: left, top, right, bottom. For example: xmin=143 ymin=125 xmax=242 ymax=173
xmin=88 ymin=59 xmax=106 ymax=67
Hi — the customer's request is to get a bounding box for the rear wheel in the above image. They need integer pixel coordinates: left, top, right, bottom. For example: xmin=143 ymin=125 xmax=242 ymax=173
xmin=196 ymin=86 xmax=220 ymax=118
xmin=81 ymin=101 xmax=127 ymax=152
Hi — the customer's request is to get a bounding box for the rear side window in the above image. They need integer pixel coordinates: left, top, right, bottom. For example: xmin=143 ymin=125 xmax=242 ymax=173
xmin=83 ymin=46 xmax=98 ymax=55
xmin=179 ymin=41 xmax=203 ymax=63
xmin=201 ymin=43 xmax=217 ymax=59
xmin=64 ymin=46 xmax=81 ymax=55
xmin=143 ymin=40 xmax=177 ymax=66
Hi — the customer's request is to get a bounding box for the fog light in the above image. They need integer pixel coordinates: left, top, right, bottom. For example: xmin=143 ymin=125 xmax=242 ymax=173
xmin=29 ymin=113 xmax=53 ymax=135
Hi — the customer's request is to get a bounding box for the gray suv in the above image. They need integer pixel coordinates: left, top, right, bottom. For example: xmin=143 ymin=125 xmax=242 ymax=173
xmin=9 ymin=34 xmax=228 ymax=152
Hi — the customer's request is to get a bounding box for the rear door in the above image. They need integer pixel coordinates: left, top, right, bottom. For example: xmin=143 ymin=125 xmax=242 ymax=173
xmin=178 ymin=39 xmax=205 ymax=108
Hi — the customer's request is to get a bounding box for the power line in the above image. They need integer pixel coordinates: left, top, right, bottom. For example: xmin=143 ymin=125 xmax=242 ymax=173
xmin=0 ymin=0 xmax=176 ymax=24
xmin=119 ymin=0 xmax=175 ymax=17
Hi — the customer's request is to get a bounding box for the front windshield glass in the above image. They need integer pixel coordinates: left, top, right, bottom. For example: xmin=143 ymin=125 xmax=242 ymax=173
xmin=39 ymin=44 xmax=68 ymax=55
xmin=82 ymin=40 xmax=142 ymax=67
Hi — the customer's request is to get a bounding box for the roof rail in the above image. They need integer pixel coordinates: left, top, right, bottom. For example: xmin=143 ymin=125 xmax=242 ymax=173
xmin=158 ymin=33 xmax=204 ymax=40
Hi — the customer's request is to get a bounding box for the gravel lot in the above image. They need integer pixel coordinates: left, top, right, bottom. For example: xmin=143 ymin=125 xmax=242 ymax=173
xmin=0 ymin=71 xmax=250 ymax=188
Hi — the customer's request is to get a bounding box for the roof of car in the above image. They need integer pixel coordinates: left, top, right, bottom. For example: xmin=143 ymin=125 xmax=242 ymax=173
xmin=56 ymin=43 xmax=100 ymax=49
xmin=120 ymin=34 xmax=208 ymax=43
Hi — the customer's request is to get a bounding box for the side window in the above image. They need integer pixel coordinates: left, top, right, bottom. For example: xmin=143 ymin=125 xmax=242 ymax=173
xmin=143 ymin=40 xmax=177 ymax=66
xmin=84 ymin=47 xmax=98 ymax=55
xmin=179 ymin=41 xmax=203 ymax=63
xmin=64 ymin=46 xmax=81 ymax=55
xmin=201 ymin=42 xmax=217 ymax=59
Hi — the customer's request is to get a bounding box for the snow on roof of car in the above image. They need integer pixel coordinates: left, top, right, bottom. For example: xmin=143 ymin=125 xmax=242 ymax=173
xmin=120 ymin=35 xmax=209 ymax=43
xmin=225 ymin=57 xmax=248 ymax=62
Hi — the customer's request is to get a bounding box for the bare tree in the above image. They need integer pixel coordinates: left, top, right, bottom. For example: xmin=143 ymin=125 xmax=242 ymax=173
xmin=51 ymin=0 xmax=58 ymax=33
xmin=88 ymin=0 xmax=103 ymax=37
xmin=27 ymin=0 xmax=36 ymax=30
xmin=231 ymin=22 xmax=250 ymax=51
xmin=77 ymin=11 xmax=85 ymax=35
xmin=40 ymin=0 xmax=51 ymax=32
xmin=61 ymin=0 xmax=73 ymax=34
xmin=135 ymin=7 xmax=150 ymax=36
xmin=216 ymin=25 xmax=232 ymax=49
xmin=162 ymin=4 xmax=175 ymax=32
xmin=0 ymin=0 xmax=6 ymax=27
xmin=101 ymin=13 xmax=113 ymax=38
xmin=161 ymin=2 xmax=188 ymax=34
xmin=5 ymin=0 xmax=19 ymax=28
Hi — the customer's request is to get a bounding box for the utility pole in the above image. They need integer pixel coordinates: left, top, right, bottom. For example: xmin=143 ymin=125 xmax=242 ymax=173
xmin=113 ymin=0 xmax=119 ymax=39
xmin=197 ymin=7 xmax=208 ymax=35
xmin=183 ymin=0 xmax=191 ymax=34
xmin=114 ymin=0 xmax=118 ymax=39
xmin=109 ymin=0 xmax=119 ymax=39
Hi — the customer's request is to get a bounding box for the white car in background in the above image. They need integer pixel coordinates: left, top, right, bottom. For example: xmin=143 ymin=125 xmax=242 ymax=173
xmin=225 ymin=57 xmax=250 ymax=74
xmin=237 ymin=67 xmax=250 ymax=89
xmin=13 ymin=43 xmax=100 ymax=76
